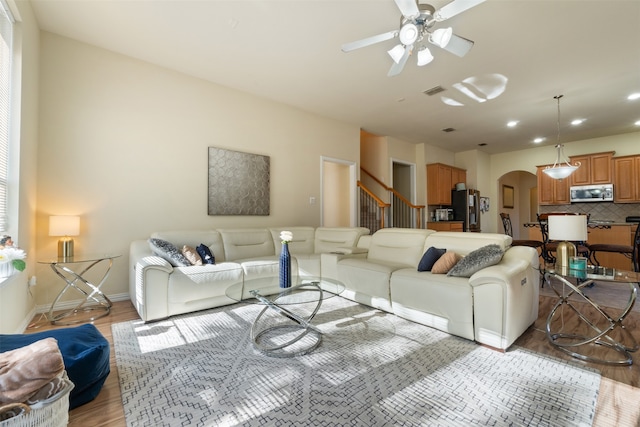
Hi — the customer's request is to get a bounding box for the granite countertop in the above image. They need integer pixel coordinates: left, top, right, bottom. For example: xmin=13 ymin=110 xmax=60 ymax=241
xmin=427 ymin=220 xmax=464 ymax=223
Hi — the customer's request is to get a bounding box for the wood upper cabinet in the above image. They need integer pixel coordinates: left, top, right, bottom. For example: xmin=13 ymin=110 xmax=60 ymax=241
xmin=537 ymin=165 xmax=570 ymax=205
xmin=427 ymin=163 xmax=466 ymax=205
xmin=614 ymin=155 xmax=640 ymax=202
xmin=569 ymin=151 xmax=613 ymax=186
xmin=451 ymin=167 xmax=466 ymax=188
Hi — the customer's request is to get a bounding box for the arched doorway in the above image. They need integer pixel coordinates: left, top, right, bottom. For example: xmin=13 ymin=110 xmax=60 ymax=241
xmin=497 ymin=170 xmax=537 ymax=239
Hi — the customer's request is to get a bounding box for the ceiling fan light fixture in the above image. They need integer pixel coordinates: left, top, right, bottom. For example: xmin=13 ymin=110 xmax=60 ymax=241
xmin=429 ymin=27 xmax=453 ymax=48
xmin=416 ymin=47 xmax=434 ymax=66
xmin=399 ymin=22 xmax=419 ymax=45
xmin=387 ymin=44 xmax=405 ymax=64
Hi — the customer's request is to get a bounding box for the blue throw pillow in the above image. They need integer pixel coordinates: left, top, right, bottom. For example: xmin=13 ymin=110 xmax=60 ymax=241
xmin=196 ymin=243 xmax=215 ymax=264
xmin=418 ymin=247 xmax=446 ymax=272
xmin=0 ymin=324 xmax=110 ymax=409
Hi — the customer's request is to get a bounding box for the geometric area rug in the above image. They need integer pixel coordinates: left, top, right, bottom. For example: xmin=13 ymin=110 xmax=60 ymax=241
xmin=112 ymin=297 xmax=601 ymax=427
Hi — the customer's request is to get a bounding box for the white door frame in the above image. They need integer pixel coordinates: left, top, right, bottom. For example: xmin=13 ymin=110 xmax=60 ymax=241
xmin=320 ymin=156 xmax=358 ymax=227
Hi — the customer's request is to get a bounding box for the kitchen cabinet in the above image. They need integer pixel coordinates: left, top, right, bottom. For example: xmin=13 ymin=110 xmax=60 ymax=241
xmin=569 ymin=151 xmax=614 ymax=186
xmin=451 ymin=167 xmax=466 ymax=188
xmin=613 ymin=155 xmax=640 ymax=203
xmin=537 ymin=165 xmax=570 ymax=205
xmin=426 ymin=163 xmax=466 ymax=205
xmin=427 ymin=221 xmax=463 ymax=232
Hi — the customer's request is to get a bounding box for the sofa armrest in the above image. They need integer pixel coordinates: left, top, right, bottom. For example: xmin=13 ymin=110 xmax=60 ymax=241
xmin=467 ymin=246 xmax=540 ymax=349
xmin=129 ymin=240 xmax=174 ymax=322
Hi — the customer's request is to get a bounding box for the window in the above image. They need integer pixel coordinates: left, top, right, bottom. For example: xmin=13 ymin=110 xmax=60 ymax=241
xmin=0 ymin=0 xmax=13 ymax=233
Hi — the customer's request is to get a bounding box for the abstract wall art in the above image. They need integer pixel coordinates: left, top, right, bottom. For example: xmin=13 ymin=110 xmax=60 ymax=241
xmin=208 ymin=147 xmax=270 ymax=216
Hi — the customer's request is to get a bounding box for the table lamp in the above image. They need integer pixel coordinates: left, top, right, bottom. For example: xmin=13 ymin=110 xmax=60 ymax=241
xmin=548 ymin=214 xmax=588 ymax=269
xmin=49 ymin=215 xmax=80 ymax=258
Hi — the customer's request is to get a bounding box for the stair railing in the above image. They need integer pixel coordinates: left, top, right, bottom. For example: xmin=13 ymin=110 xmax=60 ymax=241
xmin=357 ymin=182 xmax=389 ymax=234
xmin=360 ymin=167 xmax=424 ymax=229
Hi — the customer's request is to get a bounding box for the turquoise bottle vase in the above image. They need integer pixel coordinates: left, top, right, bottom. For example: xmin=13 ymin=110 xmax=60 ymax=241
xmin=279 ymin=242 xmax=292 ymax=288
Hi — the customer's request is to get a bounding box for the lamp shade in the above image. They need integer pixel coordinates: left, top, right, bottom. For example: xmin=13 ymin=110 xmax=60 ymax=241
xmin=548 ymin=215 xmax=587 ymax=241
xmin=49 ymin=215 xmax=80 ymax=236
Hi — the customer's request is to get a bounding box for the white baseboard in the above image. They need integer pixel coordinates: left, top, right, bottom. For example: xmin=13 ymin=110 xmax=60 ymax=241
xmin=34 ymin=292 xmax=131 ymax=314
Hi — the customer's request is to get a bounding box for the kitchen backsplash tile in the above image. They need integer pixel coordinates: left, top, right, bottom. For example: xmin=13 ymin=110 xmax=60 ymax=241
xmin=539 ymin=203 xmax=640 ymax=223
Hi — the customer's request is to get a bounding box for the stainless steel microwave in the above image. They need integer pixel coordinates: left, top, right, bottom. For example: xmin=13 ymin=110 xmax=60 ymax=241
xmin=569 ymin=184 xmax=614 ymax=203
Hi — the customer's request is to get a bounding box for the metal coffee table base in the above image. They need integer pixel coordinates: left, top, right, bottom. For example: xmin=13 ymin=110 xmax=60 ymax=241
xmin=249 ymin=282 xmax=324 ymax=358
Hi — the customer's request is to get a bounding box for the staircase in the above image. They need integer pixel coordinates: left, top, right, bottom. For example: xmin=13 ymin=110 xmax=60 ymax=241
xmin=358 ymin=168 xmax=424 ymax=233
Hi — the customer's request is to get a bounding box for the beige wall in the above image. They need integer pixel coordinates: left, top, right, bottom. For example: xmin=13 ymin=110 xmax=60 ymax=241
xmin=31 ymin=33 xmax=360 ymax=310
xmin=0 ymin=0 xmax=40 ymax=333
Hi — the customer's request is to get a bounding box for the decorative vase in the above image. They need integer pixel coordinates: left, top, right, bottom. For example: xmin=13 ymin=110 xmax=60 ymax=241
xmin=279 ymin=242 xmax=291 ymax=288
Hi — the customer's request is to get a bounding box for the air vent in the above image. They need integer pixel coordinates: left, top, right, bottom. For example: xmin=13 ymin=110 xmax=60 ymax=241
xmin=442 ymin=127 xmax=455 ymax=133
xmin=423 ymin=86 xmax=446 ymax=96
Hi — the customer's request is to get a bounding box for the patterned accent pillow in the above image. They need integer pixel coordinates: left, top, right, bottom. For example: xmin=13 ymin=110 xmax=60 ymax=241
xmin=431 ymin=252 xmax=462 ymax=274
xmin=417 ymin=247 xmax=446 ymax=272
xmin=149 ymin=238 xmax=190 ymax=267
xmin=182 ymin=245 xmax=202 ymax=266
xmin=447 ymin=244 xmax=504 ymax=278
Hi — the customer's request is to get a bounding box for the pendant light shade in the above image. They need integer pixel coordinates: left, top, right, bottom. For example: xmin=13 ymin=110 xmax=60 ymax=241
xmin=542 ymin=95 xmax=580 ymax=180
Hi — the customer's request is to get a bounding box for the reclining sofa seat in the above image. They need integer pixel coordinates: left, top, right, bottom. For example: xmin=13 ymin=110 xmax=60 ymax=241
xmin=336 ymin=228 xmax=435 ymax=312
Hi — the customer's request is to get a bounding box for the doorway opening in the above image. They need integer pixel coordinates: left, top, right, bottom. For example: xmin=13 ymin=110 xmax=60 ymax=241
xmin=321 ymin=157 xmax=357 ymax=227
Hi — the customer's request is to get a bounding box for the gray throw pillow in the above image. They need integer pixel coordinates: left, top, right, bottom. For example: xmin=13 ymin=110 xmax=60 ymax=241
xmin=447 ymin=244 xmax=504 ymax=278
xmin=149 ymin=238 xmax=191 ymax=267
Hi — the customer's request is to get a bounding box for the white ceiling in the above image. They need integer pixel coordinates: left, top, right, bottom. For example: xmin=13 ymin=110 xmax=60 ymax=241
xmin=27 ymin=0 xmax=640 ymax=154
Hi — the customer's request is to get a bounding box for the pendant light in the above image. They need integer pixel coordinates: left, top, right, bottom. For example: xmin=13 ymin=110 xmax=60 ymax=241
xmin=543 ymin=95 xmax=580 ymax=180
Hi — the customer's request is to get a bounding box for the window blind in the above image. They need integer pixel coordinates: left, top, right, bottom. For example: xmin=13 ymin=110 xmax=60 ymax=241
xmin=0 ymin=0 xmax=13 ymax=233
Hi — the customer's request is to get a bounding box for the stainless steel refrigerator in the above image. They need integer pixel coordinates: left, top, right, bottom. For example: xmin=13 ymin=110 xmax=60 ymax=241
xmin=451 ymin=189 xmax=481 ymax=232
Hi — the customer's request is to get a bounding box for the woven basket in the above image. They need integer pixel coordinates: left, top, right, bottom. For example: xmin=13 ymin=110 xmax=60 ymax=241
xmin=0 ymin=379 xmax=74 ymax=427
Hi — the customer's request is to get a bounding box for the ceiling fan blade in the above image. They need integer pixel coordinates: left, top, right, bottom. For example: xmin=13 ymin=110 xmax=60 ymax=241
xmin=435 ymin=0 xmax=485 ymax=21
xmin=388 ymin=44 xmax=413 ymax=77
xmin=394 ymin=0 xmax=420 ymax=19
xmin=442 ymin=33 xmax=474 ymax=57
xmin=341 ymin=30 xmax=397 ymax=52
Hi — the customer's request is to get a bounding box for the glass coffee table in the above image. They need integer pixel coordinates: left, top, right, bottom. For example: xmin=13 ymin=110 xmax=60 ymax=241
xmin=544 ymin=264 xmax=640 ymax=365
xmin=226 ymin=276 xmax=345 ymax=358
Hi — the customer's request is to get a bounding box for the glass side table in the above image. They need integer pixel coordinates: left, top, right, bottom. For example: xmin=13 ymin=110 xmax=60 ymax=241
xmin=544 ymin=264 xmax=640 ymax=365
xmin=38 ymin=254 xmax=120 ymax=325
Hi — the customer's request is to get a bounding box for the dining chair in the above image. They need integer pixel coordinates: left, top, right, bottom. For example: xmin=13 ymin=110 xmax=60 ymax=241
xmin=499 ymin=213 xmax=544 ymax=257
xmin=592 ymin=224 xmax=639 ymax=272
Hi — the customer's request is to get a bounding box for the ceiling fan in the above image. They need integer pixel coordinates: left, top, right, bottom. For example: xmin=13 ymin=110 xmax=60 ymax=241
xmin=341 ymin=0 xmax=485 ymax=77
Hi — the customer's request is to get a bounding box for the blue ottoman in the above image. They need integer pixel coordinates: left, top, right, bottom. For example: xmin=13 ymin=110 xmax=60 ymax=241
xmin=0 ymin=323 xmax=110 ymax=409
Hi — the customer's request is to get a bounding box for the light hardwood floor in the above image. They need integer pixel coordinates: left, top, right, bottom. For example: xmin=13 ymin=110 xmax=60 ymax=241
xmin=26 ymin=283 xmax=640 ymax=427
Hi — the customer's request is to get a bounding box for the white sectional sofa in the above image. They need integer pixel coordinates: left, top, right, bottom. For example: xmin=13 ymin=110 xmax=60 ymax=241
xmin=129 ymin=227 xmax=539 ymax=350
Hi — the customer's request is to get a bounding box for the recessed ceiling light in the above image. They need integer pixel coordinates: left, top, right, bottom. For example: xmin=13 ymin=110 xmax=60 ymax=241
xmin=635 ymin=120 xmax=640 ymax=126
xmin=628 ymin=93 xmax=640 ymax=100
xmin=533 ymin=137 xmax=545 ymax=143
xmin=507 ymin=120 xmax=518 ymax=127
xmin=571 ymin=119 xmax=585 ymax=125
